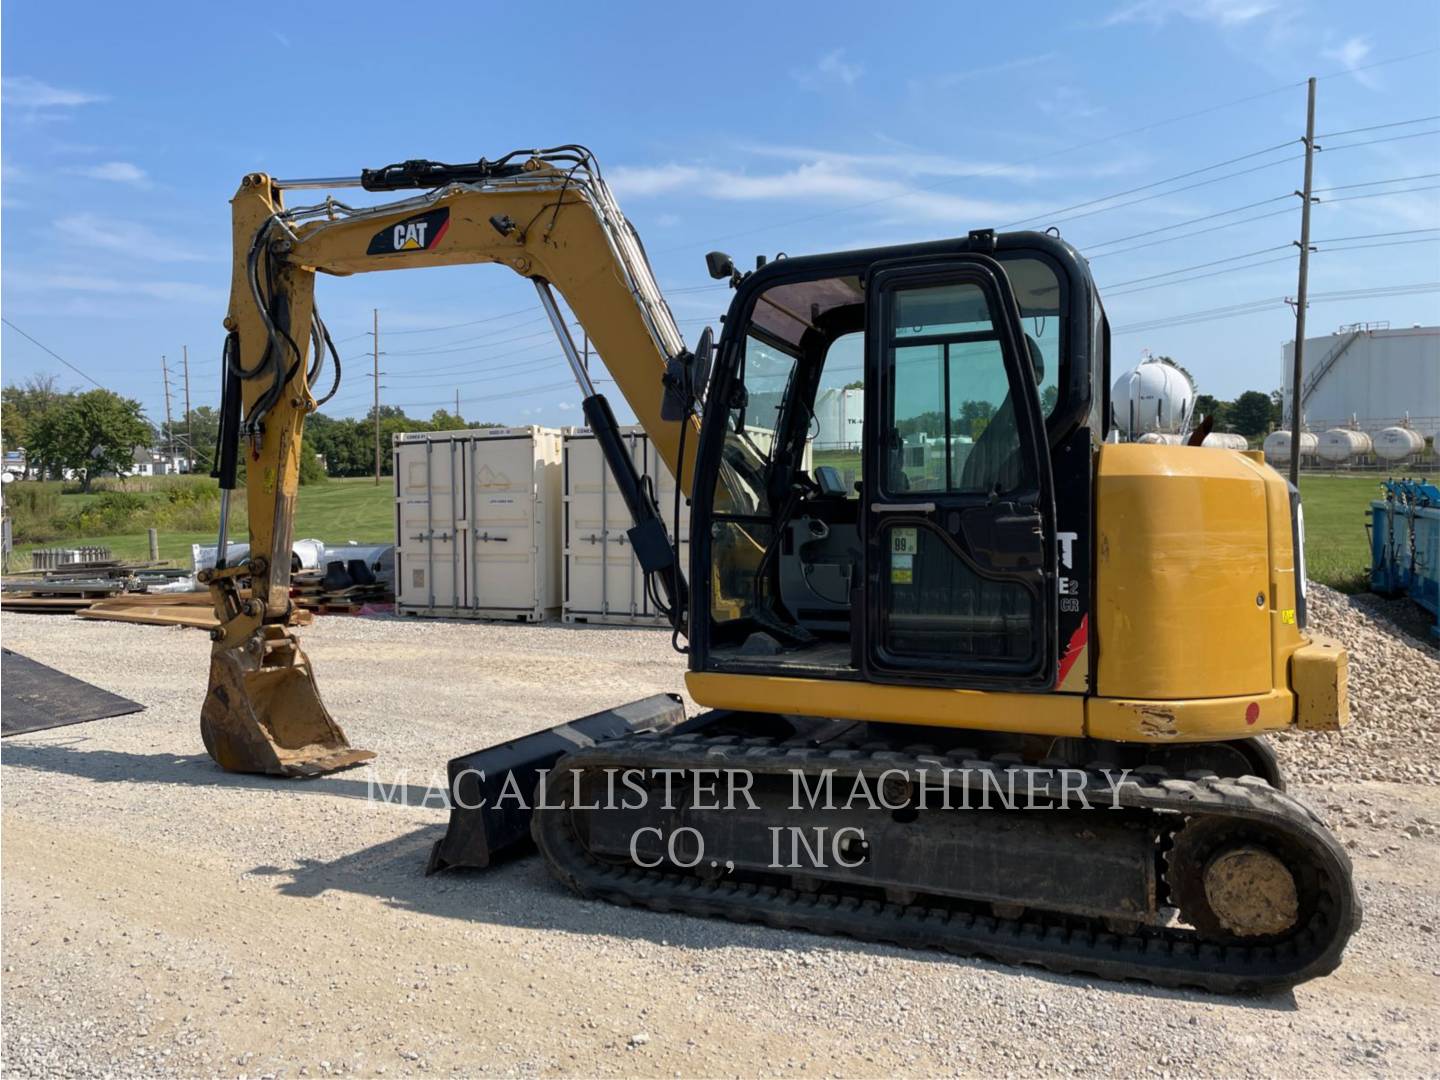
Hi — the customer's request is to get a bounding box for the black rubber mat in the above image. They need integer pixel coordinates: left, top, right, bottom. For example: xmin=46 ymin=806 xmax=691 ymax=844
xmin=1 ymin=648 xmax=143 ymax=736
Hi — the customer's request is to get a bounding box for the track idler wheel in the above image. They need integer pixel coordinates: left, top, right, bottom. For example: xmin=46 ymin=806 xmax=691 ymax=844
xmin=1168 ymin=817 xmax=1305 ymax=940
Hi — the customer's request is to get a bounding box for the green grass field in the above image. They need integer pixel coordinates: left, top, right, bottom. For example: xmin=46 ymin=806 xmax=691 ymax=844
xmin=8 ymin=471 xmax=1431 ymax=592
xmin=12 ymin=477 xmax=394 ymax=566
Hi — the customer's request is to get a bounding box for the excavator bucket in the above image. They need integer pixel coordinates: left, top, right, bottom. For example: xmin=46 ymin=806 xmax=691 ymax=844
xmin=200 ymin=627 xmax=373 ymax=778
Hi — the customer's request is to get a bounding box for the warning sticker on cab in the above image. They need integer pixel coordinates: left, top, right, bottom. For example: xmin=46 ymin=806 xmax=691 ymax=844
xmin=891 ymin=528 xmax=918 ymax=555
xmin=891 ymin=552 xmax=914 ymax=584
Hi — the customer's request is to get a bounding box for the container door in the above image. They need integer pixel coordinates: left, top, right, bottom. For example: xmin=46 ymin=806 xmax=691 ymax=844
xmin=863 ymin=255 xmax=1057 ymax=689
xmin=561 ymin=432 xmax=619 ymax=616
xmin=469 ymin=435 xmax=544 ymax=612
xmin=396 ymin=438 xmax=465 ymax=610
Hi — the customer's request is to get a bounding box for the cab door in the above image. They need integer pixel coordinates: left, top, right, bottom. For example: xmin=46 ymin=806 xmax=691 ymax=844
xmin=862 ymin=256 xmax=1057 ymax=689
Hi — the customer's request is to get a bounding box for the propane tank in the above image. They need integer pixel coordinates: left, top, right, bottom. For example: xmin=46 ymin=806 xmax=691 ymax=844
xmin=1201 ymin=432 xmax=1250 ymax=451
xmin=1112 ymin=354 xmax=1196 ymax=438
xmin=1374 ymin=425 xmax=1426 ymax=461
xmin=1263 ymin=430 xmax=1318 ymax=466
xmin=1318 ymin=428 xmax=1373 ymax=463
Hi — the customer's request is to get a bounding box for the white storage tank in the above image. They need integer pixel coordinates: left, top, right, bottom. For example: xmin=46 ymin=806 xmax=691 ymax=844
xmin=1318 ymin=428 xmax=1373 ymax=464
xmin=563 ymin=425 xmax=690 ymax=626
xmin=394 ymin=427 xmax=562 ymax=621
xmin=1136 ymin=432 xmax=1184 ymax=445
xmin=1112 ymin=357 xmax=1195 ymax=437
xmin=1263 ymin=430 xmax=1319 ymax=466
xmin=1201 ymin=432 xmax=1250 ymax=451
xmin=1374 ymin=425 xmax=1427 ymax=462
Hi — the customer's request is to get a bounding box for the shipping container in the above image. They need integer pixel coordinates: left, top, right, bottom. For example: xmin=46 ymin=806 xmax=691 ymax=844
xmin=394 ymin=427 xmax=562 ymax=621
xmin=562 ymin=426 xmax=690 ymax=626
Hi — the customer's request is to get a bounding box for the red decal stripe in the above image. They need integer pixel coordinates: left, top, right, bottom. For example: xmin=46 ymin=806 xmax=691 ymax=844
xmin=1056 ymin=615 xmax=1088 ymax=687
xmin=428 ymin=216 xmax=450 ymax=248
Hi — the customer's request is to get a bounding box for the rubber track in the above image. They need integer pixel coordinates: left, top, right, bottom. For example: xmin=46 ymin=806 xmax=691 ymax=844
xmin=532 ymin=731 xmax=1361 ymax=994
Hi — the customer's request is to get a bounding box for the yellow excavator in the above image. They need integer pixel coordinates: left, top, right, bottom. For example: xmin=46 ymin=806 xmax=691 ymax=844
xmin=201 ymin=145 xmax=1358 ymax=993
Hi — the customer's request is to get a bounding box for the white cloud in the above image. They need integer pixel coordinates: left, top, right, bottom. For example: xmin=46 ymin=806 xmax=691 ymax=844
xmin=1103 ymin=0 xmax=1277 ymax=27
xmin=611 ymin=153 xmax=1042 ymax=227
xmin=67 ymin=161 xmax=150 ymax=186
xmin=655 ymin=213 xmax=681 ymax=227
xmin=609 ymin=162 xmax=703 ymax=196
xmin=55 ymin=214 xmax=211 ymax=262
xmin=792 ymin=49 xmax=863 ymax=90
xmin=11 ymin=271 xmax=223 ymax=304
xmin=1037 ymin=86 xmax=1102 ymax=120
xmin=2 ymin=75 xmax=106 ymax=108
xmin=1322 ymin=35 xmax=1378 ymax=89
xmin=922 ymin=53 xmax=1059 ymax=88
xmin=745 ymin=144 xmax=1046 ymax=183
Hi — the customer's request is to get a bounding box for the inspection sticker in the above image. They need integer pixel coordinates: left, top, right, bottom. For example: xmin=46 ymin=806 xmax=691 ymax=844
xmin=891 ymin=553 xmax=914 ymax=584
xmin=891 ymin=528 xmax=918 ymax=555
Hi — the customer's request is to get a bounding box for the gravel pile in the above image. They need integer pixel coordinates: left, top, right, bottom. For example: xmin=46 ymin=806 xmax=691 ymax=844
xmin=1273 ymin=582 xmax=1440 ymax=786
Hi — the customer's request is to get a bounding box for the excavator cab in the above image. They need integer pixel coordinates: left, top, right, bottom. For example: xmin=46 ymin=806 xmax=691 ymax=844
xmin=686 ymin=232 xmax=1096 ymax=706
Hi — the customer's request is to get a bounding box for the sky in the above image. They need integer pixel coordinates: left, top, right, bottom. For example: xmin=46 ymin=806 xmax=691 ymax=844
xmin=2 ymin=0 xmax=1438 ymax=433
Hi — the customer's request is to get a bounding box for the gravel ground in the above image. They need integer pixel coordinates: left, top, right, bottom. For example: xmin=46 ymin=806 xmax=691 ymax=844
xmin=4 ymin=601 xmax=1440 ymax=1078
xmin=1274 ymin=583 xmax=1440 ymax=786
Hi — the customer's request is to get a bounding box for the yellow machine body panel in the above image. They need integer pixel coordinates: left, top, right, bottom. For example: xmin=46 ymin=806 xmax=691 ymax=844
xmin=1094 ymin=444 xmax=1282 ymax=700
xmin=686 ymin=672 xmax=1086 ymax=737
xmin=688 ymin=444 xmax=1346 ymax=745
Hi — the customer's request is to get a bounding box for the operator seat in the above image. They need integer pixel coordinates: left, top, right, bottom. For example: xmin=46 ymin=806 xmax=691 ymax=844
xmin=959 ymin=334 xmax=1045 ymax=494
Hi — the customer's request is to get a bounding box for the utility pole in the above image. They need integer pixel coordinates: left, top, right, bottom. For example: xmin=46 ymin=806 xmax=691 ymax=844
xmin=160 ymin=355 xmax=174 ymax=472
xmin=1289 ymin=76 xmax=1317 ymax=491
xmin=182 ymin=344 xmax=193 ymax=474
xmin=455 ymin=388 xmax=461 ymax=419
xmin=373 ymin=308 xmax=381 ymax=485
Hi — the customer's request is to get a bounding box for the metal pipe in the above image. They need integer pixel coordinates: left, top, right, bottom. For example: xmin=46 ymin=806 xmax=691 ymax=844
xmin=271 ymin=176 xmax=365 ymax=190
xmin=533 ymin=279 xmax=598 ymax=398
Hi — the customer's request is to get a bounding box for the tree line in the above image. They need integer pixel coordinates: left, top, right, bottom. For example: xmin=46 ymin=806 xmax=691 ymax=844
xmin=1 ymin=374 xmax=500 ymax=487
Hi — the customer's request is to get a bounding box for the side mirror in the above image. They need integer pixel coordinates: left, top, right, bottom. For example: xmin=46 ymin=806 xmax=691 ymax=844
xmin=692 ymin=326 xmax=714 ymax=405
xmin=660 ymin=326 xmax=716 ymax=423
xmin=705 ymin=251 xmax=736 ymax=281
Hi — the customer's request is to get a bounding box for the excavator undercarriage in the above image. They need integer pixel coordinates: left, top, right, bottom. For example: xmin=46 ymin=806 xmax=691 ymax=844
xmin=532 ymin=723 xmax=1357 ymax=994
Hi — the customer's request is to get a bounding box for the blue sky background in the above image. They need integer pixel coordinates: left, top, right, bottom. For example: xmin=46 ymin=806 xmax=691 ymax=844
xmin=3 ymin=1 xmax=1437 ymax=430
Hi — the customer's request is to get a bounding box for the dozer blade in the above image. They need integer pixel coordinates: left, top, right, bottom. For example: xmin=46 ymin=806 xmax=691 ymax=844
xmin=200 ymin=630 xmax=374 ymax=778
xmin=427 ymin=693 xmax=698 ymax=873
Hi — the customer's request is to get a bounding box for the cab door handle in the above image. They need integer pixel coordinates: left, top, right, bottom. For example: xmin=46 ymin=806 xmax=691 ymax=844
xmin=871 ymin=502 xmax=936 ymax=513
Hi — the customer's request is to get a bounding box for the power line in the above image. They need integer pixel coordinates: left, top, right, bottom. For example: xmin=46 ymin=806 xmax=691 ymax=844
xmin=1314 ymin=172 xmax=1440 ymax=193
xmin=1112 ymin=281 xmax=1440 ymax=335
xmin=1087 ymin=205 xmax=1297 ymax=260
xmin=1322 ymin=183 xmax=1440 ymax=204
xmin=1311 ymin=227 xmax=1440 ymax=243
xmin=1320 ymin=128 xmax=1440 ymax=153
xmin=1085 ymin=173 xmax=1440 ymax=253
xmin=1086 ymin=193 xmax=1295 ymax=249
xmin=1317 ymin=114 xmax=1440 ymax=139
xmin=1040 ymin=155 xmax=1304 ymax=230
xmin=999 ymin=138 xmax=1297 ymax=230
xmin=1315 ymin=236 xmax=1440 ymax=254
xmin=1101 ymin=245 xmax=1294 ymax=291
xmin=1104 ymin=253 xmax=1298 ymax=298
xmin=0 ymin=317 xmax=107 ymax=390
